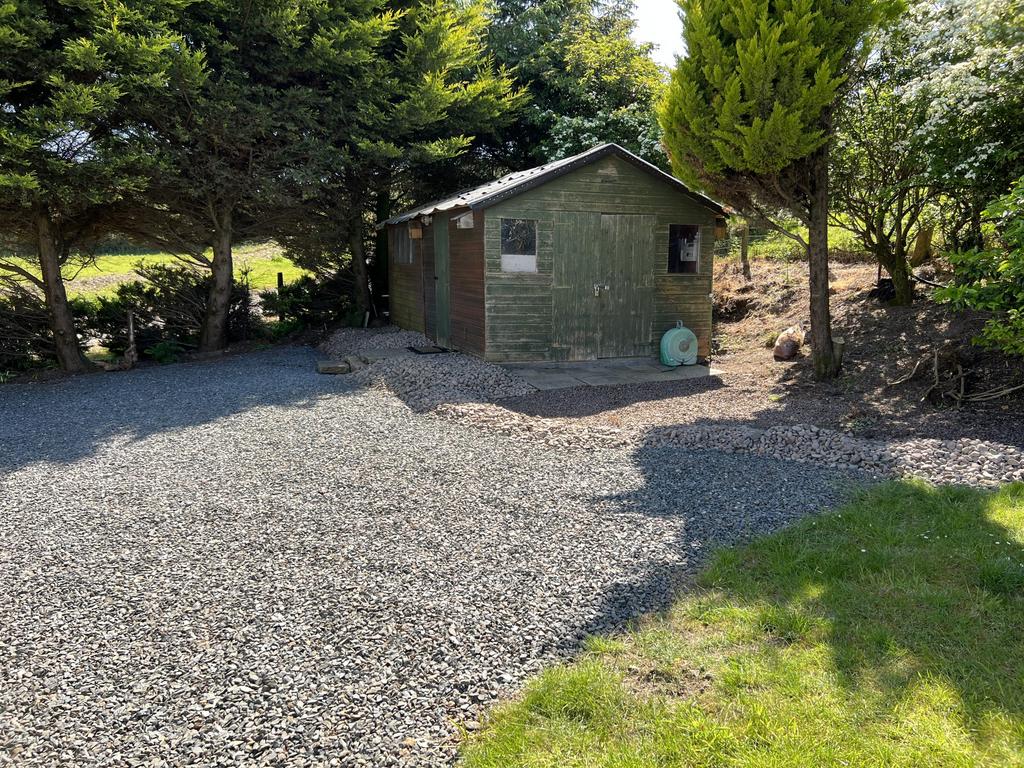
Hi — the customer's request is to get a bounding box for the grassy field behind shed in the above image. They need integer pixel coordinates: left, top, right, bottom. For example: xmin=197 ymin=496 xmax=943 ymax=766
xmin=462 ymin=481 xmax=1024 ymax=768
xmin=10 ymin=242 xmax=308 ymax=298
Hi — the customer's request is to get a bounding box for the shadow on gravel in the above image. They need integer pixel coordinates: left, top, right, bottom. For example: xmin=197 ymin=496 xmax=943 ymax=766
xmin=572 ymin=429 xmax=875 ymax=640
xmin=0 ymin=347 xmax=354 ymax=475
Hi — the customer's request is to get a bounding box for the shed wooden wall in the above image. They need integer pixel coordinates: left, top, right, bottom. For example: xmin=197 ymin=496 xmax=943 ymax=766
xmin=447 ymin=211 xmax=486 ymax=356
xmin=482 ymin=154 xmax=716 ymax=362
xmin=420 ymin=222 xmax=436 ymax=340
xmin=387 ymin=213 xmax=485 ymax=356
xmin=388 ymin=225 xmax=424 ymax=334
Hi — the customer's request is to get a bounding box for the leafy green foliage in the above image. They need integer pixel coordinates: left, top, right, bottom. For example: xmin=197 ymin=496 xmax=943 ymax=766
xmin=481 ymin=0 xmax=665 ymax=175
xmin=935 ymin=177 xmax=1024 ymax=356
xmin=830 ymin=24 xmax=935 ymax=304
xmin=900 ymin=0 xmax=1024 ymax=251
xmin=0 ymin=0 xmax=202 ymax=370
xmin=281 ymin=0 xmax=523 ymax=311
xmin=144 ymin=340 xmax=187 ymax=365
xmin=659 ymin=0 xmax=898 ymax=379
xmin=0 ymin=286 xmax=55 ymax=370
xmin=79 ymin=264 xmax=260 ymax=359
xmin=660 ymin=0 xmax=900 ymax=207
xmin=462 ymin=482 xmax=1024 ymax=767
xmin=259 ymin=274 xmax=355 ymax=328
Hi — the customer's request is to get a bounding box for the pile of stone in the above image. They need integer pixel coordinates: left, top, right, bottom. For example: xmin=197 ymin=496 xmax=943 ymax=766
xmin=887 ymin=437 xmax=1024 ymax=486
xmin=648 ymin=423 xmax=895 ymax=475
xmin=441 ymin=404 xmax=1023 ymax=487
xmin=436 ymin=402 xmax=628 ymax=449
xmin=347 ymin=354 xmax=535 ymax=411
xmin=319 ymin=326 xmax=431 ymax=357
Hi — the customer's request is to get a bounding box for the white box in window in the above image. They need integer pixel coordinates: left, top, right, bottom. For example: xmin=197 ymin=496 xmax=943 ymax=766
xmin=501 ymin=253 xmax=537 ymax=273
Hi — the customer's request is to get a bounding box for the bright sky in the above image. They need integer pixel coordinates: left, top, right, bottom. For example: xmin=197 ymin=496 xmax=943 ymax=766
xmin=631 ymin=0 xmax=685 ymax=68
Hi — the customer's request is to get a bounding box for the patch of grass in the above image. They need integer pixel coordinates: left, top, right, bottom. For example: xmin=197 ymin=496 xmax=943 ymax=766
xmin=84 ymin=346 xmax=117 ymax=364
xmin=10 ymin=243 xmax=308 ymax=298
xmin=462 ymin=482 xmax=1024 ymax=767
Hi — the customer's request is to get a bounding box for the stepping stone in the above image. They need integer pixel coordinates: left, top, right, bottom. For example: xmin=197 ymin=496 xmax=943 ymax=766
xmin=317 ymin=360 xmax=351 ymax=374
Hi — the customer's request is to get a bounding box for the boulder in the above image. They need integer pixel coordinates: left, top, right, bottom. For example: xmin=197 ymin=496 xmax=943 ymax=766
xmin=773 ymin=324 xmax=805 ymax=361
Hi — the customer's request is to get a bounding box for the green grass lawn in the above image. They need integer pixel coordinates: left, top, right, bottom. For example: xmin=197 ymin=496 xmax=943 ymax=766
xmin=462 ymin=482 xmax=1024 ymax=768
xmin=11 ymin=243 xmax=308 ymax=298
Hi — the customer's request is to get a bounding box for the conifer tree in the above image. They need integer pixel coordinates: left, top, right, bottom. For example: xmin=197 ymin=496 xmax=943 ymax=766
xmin=660 ymin=0 xmax=900 ymax=379
xmin=0 ymin=0 xmax=200 ymax=371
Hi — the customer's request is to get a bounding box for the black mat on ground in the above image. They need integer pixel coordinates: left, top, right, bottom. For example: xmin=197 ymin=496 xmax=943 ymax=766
xmin=408 ymin=346 xmax=449 ymax=354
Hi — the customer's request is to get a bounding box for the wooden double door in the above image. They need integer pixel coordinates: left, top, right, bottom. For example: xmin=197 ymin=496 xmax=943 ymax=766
xmin=552 ymin=212 xmax=655 ymax=359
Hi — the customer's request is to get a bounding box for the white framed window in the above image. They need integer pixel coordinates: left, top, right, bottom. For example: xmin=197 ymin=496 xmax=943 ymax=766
xmin=668 ymin=224 xmax=700 ymax=274
xmin=500 ymin=218 xmax=538 ymax=273
xmin=393 ymin=226 xmax=414 ymax=265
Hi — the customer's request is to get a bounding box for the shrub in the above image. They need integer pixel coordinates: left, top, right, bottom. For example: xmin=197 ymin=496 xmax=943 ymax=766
xmin=935 ymin=176 xmax=1024 ymax=356
xmin=144 ymin=340 xmax=187 ymax=365
xmin=259 ymin=273 xmax=354 ymax=328
xmin=0 ymin=287 xmax=54 ymax=370
xmin=80 ymin=264 xmax=262 ymax=360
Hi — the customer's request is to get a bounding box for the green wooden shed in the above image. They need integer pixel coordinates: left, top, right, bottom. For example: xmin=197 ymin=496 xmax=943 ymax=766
xmin=382 ymin=143 xmax=726 ymax=362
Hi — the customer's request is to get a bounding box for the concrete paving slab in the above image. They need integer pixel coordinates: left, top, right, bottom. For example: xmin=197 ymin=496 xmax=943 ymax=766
xmin=517 ymin=371 xmax=589 ymax=390
xmin=503 ymin=358 xmax=718 ymax=391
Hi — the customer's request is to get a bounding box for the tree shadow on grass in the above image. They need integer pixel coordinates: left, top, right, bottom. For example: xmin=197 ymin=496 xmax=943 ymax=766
xmin=701 ymin=480 xmax=1024 ymax=734
xmin=0 ymin=346 xmax=356 ymax=475
xmin=590 ymin=464 xmax=1024 ymax=755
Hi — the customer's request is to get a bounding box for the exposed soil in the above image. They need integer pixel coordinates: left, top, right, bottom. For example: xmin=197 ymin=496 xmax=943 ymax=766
xmin=501 ymin=259 xmax=1024 ymax=448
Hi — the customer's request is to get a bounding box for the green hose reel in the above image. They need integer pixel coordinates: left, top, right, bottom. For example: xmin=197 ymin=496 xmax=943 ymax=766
xmin=660 ymin=321 xmax=698 ymax=367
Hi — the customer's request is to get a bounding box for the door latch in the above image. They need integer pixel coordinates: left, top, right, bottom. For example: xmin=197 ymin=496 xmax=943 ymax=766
xmin=593 ymin=283 xmax=610 ymax=296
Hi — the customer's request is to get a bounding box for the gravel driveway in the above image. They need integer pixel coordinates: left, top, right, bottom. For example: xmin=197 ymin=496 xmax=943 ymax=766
xmin=0 ymin=347 xmax=866 ymax=767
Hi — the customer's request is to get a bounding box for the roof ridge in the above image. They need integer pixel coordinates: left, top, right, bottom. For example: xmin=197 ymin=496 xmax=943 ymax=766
xmin=381 ymin=143 xmax=723 ymax=226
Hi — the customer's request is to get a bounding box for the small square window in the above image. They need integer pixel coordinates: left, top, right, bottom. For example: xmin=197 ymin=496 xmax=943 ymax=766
xmin=668 ymin=224 xmax=700 ymax=274
xmin=501 ymin=218 xmax=537 ymax=272
xmin=392 ymin=226 xmax=414 ymax=265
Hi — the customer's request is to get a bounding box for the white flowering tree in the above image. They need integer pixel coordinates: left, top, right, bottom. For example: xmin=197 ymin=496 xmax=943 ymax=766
xmin=902 ymin=0 xmax=1024 ymax=249
xmin=832 ymin=25 xmax=937 ymax=305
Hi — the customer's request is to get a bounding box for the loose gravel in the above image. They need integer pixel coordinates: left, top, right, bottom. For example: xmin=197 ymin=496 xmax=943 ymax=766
xmin=0 ymin=346 xmax=865 ymax=767
xmin=320 ymin=329 xmax=1024 ymax=488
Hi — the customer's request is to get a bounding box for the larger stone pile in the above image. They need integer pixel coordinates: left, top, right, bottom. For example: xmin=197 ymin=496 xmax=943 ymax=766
xmin=648 ymin=423 xmax=896 ymax=474
xmin=348 ymin=354 xmax=535 ymax=411
xmin=436 ymin=402 xmax=628 ymax=449
xmin=319 ymin=325 xmax=430 ymax=357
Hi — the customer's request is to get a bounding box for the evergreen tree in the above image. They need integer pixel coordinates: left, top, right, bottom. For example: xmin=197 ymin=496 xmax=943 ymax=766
xmin=0 ymin=0 xmax=200 ymax=371
xmin=115 ymin=0 xmax=387 ymax=352
xmin=481 ymin=0 xmax=665 ymax=175
xmin=660 ymin=0 xmax=900 ymax=379
xmin=282 ymin=0 xmax=523 ymax=315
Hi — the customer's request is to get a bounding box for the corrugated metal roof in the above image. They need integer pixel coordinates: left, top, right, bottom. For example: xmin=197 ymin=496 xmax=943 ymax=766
xmin=381 ymin=143 xmax=725 ymax=226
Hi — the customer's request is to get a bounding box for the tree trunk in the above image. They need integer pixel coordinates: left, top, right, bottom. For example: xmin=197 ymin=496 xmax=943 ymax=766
xmin=372 ymin=190 xmax=392 ymax=301
xmin=349 ymin=222 xmax=372 ymax=317
xmin=807 ymin=146 xmax=839 ymax=380
xmin=880 ymin=246 xmax=913 ymax=306
xmin=740 ymin=224 xmax=752 ymax=280
xmin=199 ymin=209 xmax=233 ymax=352
xmin=34 ymin=208 xmax=90 ymax=373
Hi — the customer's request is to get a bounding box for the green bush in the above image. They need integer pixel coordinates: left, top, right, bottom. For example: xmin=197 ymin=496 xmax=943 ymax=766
xmin=79 ymin=264 xmax=262 ymax=360
xmin=259 ymin=273 xmax=353 ymax=327
xmin=935 ymin=176 xmax=1024 ymax=356
xmin=144 ymin=340 xmax=187 ymax=365
xmin=0 ymin=288 xmax=53 ymax=370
